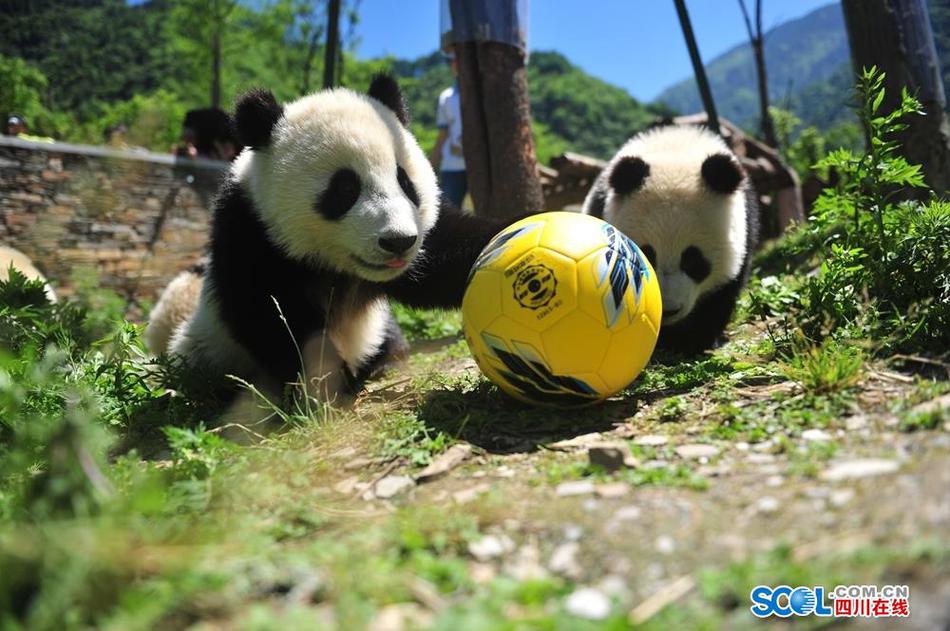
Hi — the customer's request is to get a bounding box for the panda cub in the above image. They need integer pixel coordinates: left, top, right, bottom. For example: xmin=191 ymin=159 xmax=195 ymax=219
xmin=583 ymin=126 xmax=758 ymax=354
xmin=168 ymin=75 xmax=505 ymax=401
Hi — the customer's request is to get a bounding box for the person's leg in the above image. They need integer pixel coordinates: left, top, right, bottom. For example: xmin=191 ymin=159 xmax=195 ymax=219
xmin=440 ymin=170 xmax=468 ymax=208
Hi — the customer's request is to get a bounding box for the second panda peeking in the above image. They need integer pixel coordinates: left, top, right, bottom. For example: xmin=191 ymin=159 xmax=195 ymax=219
xmin=164 ymin=75 xmax=509 ymax=402
xmin=583 ymin=126 xmax=759 ymax=355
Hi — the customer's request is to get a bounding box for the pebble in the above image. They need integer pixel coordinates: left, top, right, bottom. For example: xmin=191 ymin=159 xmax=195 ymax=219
xmin=370 ymin=603 xmax=431 ymax=631
xmin=565 ymin=587 xmax=611 ymax=620
xmin=675 ymin=444 xmax=720 ymax=459
xmin=588 ymin=442 xmax=638 ymax=471
xmin=830 ymin=488 xmax=855 ymax=507
xmin=332 ymin=476 xmax=360 ymax=495
xmin=765 ymin=475 xmax=785 ymax=487
xmin=469 ymin=562 xmax=496 ymax=584
xmin=468 ymin=534 xmax=515 ymax=562
xmin=612 ymin=505 xmax=642 ymax=522
xmin=756 ymin=496 xmax=780 ymax=514
xmin=655 ymin=535 xmax=676 ymax=554
xmin=505 ymin=544 xmax=547 ymax=581
xmin=802 ymin=429 xmax=832 ymax=442
xmin=452 ymin=483 xmax=491 ymax=504
xmin=374 ymin=475 xmax=415 ymax=499
xmin=582 ymin=498 xmax=600 ymax=512
xmin=549 ymin=432 xmax=605 ymax=451
xmin=747 ymin=453 xmax=776 ymax=464
xmin=595 ymin=482 xmax=630 ymax=498
xmin=820 ymin=459 xmax=900 ymax=481
xmin=846 ymin=415 xmax=869 ymax=431
xmin=633 ymin=434 xmax=668 ymax=446
xmin=735 ymin=441 xmax=750 ymax=451
xmin=549 ymin=542 xmax=582 ymax=578
xmin=599 ymin=575 xmax=628 ymax=598
xmin=563 ymin=524 xmax=583 ymax=541
xmin=415 ymin=443 xmax=472 ymax=483
xmin=556 ymin=480 xmax=596 ymax=497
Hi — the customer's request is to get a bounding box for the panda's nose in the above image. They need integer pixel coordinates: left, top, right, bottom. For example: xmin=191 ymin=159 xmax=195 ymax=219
xmin=378 ymin=232 xmax=418 ymax=255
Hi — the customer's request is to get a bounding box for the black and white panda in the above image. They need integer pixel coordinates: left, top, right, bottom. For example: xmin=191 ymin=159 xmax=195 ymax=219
xmin=582 ymin=126 xmax=758 ymax=354
xmin=167 ymin=75 xmax=507 ymax=402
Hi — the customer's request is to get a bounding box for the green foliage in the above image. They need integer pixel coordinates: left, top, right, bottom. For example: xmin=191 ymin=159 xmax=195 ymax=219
xmin=750 ymin=68 xmax=950 ymax=355
xmin=771 ymin=106 xmax=862 ymax=179
xmin=780 ymin=337 xmax=864 ymax=394
xmin=391 ymin=304 xmax=461 ymax=341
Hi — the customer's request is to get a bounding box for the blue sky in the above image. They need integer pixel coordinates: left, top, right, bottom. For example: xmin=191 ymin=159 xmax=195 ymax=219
xmin=354 ymin=0 xmax=837 ymax=102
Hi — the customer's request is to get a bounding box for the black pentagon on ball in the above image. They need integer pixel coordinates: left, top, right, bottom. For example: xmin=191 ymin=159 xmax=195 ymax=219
xmin=234 ymin=88 xmax=283 ymax=150
xmin=701 ymin=152 xmax=743 ymax=194
xmin=608 ymin=156 xmax=650 ymax=196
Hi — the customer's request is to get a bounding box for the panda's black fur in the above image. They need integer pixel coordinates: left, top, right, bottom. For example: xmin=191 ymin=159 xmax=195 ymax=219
xmin=170 ymin=75 xmax=510 ymax=400
xmin=583 ymin=125 xmax=759 ymax=355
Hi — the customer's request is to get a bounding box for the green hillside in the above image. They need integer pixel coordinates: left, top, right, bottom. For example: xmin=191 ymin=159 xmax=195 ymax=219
xmin=656 ymin=1 xmax=950 ymax=130
xmin=1 ymin=1 xmax=660 ymax=161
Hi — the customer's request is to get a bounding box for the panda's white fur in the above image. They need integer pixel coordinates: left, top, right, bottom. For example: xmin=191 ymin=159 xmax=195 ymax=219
xmin=583 ymin=126 xmax=758 ymax=353
xmin=144 ymin=269 xmax=203 ymax=356
xmin=0 ymin=246 xmax=57 ymax=303
xmin=162 ymin=76 xmax=507 ymax=405
xmin=233 ymin=89 xmax=439 ymax=280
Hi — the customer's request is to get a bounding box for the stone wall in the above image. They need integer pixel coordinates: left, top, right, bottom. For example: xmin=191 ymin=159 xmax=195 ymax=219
xmin=0 ymin=136 xmax=227 ymax=306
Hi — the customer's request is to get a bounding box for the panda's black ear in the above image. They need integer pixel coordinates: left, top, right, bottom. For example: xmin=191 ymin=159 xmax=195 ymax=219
xmin=701 ymin=153 xmax=744 ymax=194
xmin=609 ymin=156 xmax=650 ymax=196
xmin=368 ymin=73 xmax=410 ymax=126
xmin=235 ymin=88 xmax=283 ymax=149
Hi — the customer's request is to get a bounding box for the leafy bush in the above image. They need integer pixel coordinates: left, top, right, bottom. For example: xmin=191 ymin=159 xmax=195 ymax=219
xmin=749 ymin=68 xmax=950 ymax=355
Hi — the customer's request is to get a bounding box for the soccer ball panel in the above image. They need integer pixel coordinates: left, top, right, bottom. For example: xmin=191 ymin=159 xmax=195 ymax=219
xmin=499 ymin=247 xmax=577 ymax=332
xmin=462 ymin=268 xmax=504 ymax=333
xmin=599 ymin=313 xmax=659 ymax=393
xmin=540 ymin=211 xmax=609 ymax=261
xmin=541 ymin=310 xmax=611 ymax=375
xmin=470 ymin=216 xmax=546 ymax=273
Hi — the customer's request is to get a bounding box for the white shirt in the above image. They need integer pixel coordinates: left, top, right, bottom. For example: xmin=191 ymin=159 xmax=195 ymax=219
xmin=436 ymin=84 xmax=465 ymax=172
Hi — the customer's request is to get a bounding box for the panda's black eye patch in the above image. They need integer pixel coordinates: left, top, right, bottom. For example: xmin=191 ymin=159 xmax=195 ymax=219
xmin=609 ymin=156 xmax=650 ymax=196
xmin=641 ymin=244 xmax=657 ymax=268
xmin=397 ymin=166 xmax=419 ymax=207
xmin=680 ymin=246 xmax=711 ymax=282
xmin=701 ymin=153 xmax=743 ymax=194
xmin=318 ymin=168 xmax=361 ymax=220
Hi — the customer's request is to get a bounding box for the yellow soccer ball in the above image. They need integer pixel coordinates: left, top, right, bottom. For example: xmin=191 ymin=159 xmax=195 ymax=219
xmin=462 ymin=211 xmax=662 ymax=406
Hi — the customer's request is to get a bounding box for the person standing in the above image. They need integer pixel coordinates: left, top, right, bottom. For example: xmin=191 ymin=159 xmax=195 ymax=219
xmin=431 ymin=55 xmax=468 ymax=208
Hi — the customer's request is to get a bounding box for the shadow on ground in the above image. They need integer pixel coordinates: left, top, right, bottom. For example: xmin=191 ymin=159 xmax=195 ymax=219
xmin=415 ymin=382 xmax=639 ymax=453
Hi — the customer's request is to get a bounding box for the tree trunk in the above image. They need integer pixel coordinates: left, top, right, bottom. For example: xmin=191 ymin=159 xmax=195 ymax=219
xmin=842 ymin=0 xmax=950 ymax=193
xmin=323 ymin=0 xmax=341 ymax=89
xmin=674 ymin=0 xmax=720 ymax=135
xmin=746 ymin=0 xmax=778 ymax=147
xmin=452 ymin=40 xmax=544 ymax=219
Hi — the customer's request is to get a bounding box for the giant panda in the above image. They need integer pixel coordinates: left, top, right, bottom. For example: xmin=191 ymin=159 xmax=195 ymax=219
xmin=0 ymin=246 xmax=57 ymax=303
xmin=582 ymin=126 xmax=758 ymax=354
xmin=167 ymin=75 xmax=508 ymax=403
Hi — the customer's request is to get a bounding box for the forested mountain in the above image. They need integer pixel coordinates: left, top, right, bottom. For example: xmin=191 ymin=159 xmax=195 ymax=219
xmin=656 ymin=1 xmax=950 ymax=130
